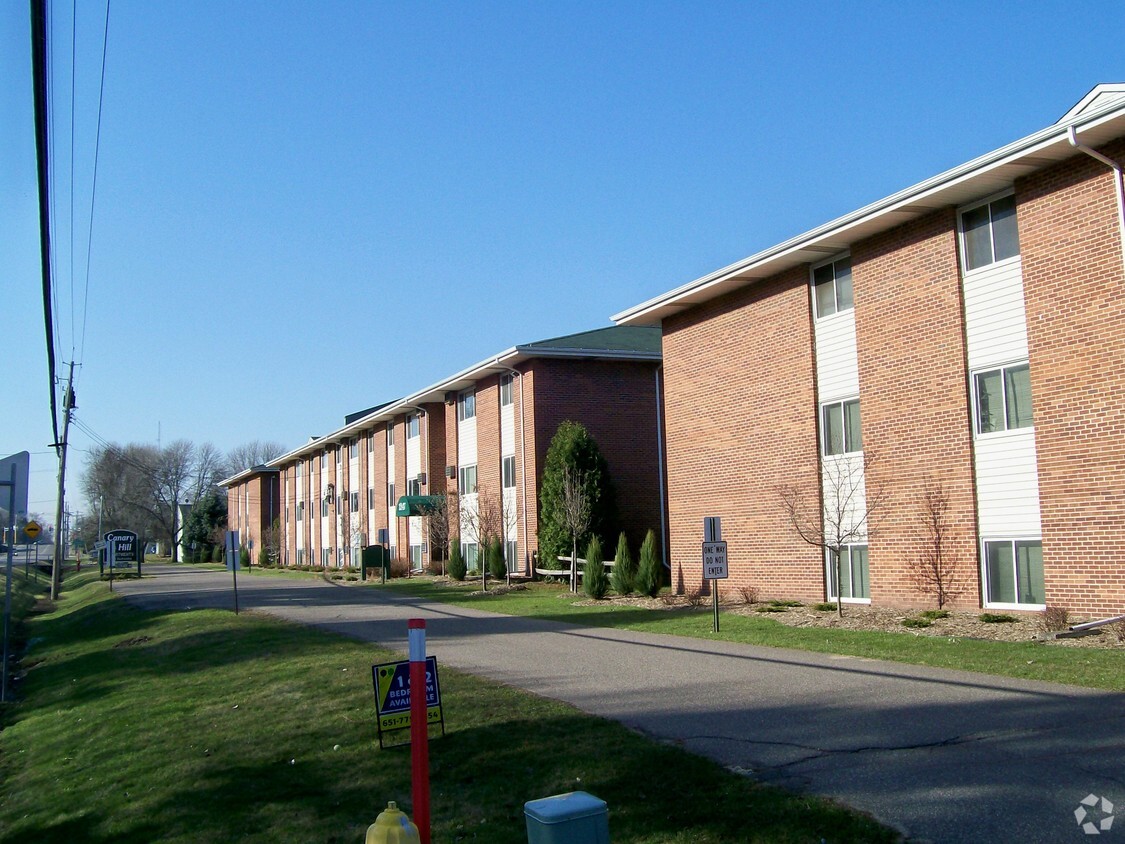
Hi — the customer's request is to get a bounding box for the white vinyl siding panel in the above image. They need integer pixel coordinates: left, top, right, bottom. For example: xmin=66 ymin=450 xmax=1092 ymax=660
xmin=974 ymin=430 xmax=1041 ymax=536
xmin=500 ymin=399 xmax=515 ymax=456
xmin=387 ymin=441 xmax=397 ymax=552
xmin=458 ymin=413 xmax=478 ymax=467
xmin=962 ymin=258 xmax=1027 ymax=370
xmin=820 ymin=454 xmax=868 ymax=538
xmin=814 ymin=310 xmax=860 ymax=401
xmin=962 ymin=253 xmax=1041 ymax=540
xmin=406 ymin=434 xmax=421 ymax=478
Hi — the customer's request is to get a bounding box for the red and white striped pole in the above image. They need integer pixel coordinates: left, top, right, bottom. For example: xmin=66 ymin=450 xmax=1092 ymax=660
xmin=408 ymin=618 xmax=431 ymax=844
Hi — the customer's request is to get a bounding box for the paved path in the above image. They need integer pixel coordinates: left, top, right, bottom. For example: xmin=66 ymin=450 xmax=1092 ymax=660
xmin=116 ymin=567 xmax=1124 ymax=843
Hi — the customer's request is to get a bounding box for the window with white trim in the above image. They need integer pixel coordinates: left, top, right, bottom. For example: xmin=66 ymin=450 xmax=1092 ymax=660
xmin=974 ymin=363 xmax=1032 ymax=435
xmin=296 ymin=461 xmax=303 ymax=478
xmin=827 ymin=544 xmax=869 ymax=601
xmin=368 ymin=488 xmax=374 ymax=510
xmin=407 ymin=414 xmax=420 ymax=439
xmin=960 ymin=194 xmax=1019 ymax=271
xmin=387 ymin=483 xmax=395 ymax=504
xmin=367 ymin=435 xmax=374 ymax=453
xmin=409 ymin=544 xmax=423 ymax=569
xmin=322 ymin=548 xmax=332 ymax=567
xmin=321 ymin=499 xmax=329 ymax=518
xmin=505 ymin=539 xmax=518 ymax=572
xmin=297 ymin=501 xmax=304 ymax=522
xmin=462 ymin=541 xmax=479 ymax=571
xmin=822 ymin=399 xmax=862 ymax=455
xmin=983 ymin=539 xmax=1044 ymax=606
xmin=407 ymin=476 xmax=422 ymax=497
xmin=350 ymin=491 xmax=359 ymax=511
xmin=320 ymin=452 xmax=327 ymax=469
xmin=502 ymin=455 xmax=516 ymax=489
xmin=459 ymin=464 xmax=478 ymax=494
xmin=812 ymin=257 xmax=853 ymax=318
xmin=349 ymin=439 xmax=358 ymax=460
xmin=387 ymin=425 xmax=395 ymax=445
xmin=296 ymin=549 xmax=305 ymax=566
xmin=500 ymin=374 xmax=514 ymax=407
xmin=458 ymin=391 xmax=476 ymax=421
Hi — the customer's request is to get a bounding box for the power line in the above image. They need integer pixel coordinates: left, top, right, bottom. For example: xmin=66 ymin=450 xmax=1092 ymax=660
xmin=78 ymin=0 xmax=112 ymax=368
xmin=30 ymin=0 xmax=60 ymax=448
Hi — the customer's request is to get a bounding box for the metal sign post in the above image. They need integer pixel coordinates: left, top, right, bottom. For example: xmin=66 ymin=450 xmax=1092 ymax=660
xmin=702 ymin=517 xmax=729 ymax=633
xmin=225 ymin=530 xmax=240 ymax=615
xmin=1 ymin=452 xmax=30 ymax=704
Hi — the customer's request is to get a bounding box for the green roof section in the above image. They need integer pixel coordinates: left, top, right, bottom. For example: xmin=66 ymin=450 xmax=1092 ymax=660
xmin=519 ymin=325 xmax=661 ymax=356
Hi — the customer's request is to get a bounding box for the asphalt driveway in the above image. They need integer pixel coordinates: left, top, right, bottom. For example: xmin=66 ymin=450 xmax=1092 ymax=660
xmin=115 ymin=566 xmax=1124 ymax=843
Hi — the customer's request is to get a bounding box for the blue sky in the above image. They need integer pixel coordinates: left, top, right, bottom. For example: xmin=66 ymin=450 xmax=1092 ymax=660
xmin=2 ymin=1 xmax=1123 ymax=525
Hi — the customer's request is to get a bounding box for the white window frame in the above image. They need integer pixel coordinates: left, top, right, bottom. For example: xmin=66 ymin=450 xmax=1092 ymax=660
xmin=811 ymin=255 xmax=853 ymax=319
xmin=972 ymin=361 xmax=1033 ymax=436
xmin=825 ymin=544 xmax=871 ymax=603
xmin=502 ymin=455 xmax=516 ymax=489
xmin=407 ymin=414 xmax=420 ymax=439
xmin=821 ymin=398 xmax=862 ymax=456
xmin=350 ymin=491 xmax=359 ymax=511
xmin=500 ymin=374 xmax=514 ymax=407
xmin=349 ymin=439 xmax=358 ymax=460
xmin=959 ymin=191 xmax=1020 ymax=273
xmin=459 ymin=464 xmax=478 ymax=494
xmin=387 ymin=424 xmax=395 ymax=446
xmin=458 ymin=390 xmax=477 ymax=422
xmin=407 ymin=476 xmax=422 ymax=497
xmin=387 ymin=482 xmax=395 ymax=504
xmin=321 ymin=498 xmax=329 ymax=518
xmin=368 ymin=487 xmax=374 ymax=510
xmin=320 ymin=452 xmax=327 ymax=469
xmin=981 ymin=537 xmax=1045 ymax=610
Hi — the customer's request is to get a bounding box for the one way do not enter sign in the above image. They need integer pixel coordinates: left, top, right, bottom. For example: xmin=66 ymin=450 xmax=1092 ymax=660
xmin=702 ymin=516 xmax=728 ymax=580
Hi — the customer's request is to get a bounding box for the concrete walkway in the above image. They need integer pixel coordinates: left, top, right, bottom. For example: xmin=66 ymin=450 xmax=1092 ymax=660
xmin=115 ymin=567 xmax=1125 ymax=843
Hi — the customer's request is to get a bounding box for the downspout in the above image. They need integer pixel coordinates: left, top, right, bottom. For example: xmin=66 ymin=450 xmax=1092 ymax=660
xmin=655 ymin=365 xmax=669 ymax=571
xmin=1067 ymin=125 xmax=1125 ymax=273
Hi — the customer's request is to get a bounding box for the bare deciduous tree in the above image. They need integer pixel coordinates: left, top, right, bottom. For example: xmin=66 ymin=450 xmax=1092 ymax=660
xmin=778 ymin=452 xmax=885 ymax=617
xmin=83 ymin=439 xmax=219 ymax=562
xmin=425 ymin=490 xmax=458 ymax=576
xmin=556 ymin=465 xmax=591 ymax=593
xmin=224 ymin=440 xmax=286 ymax=477
xmin=910 ymin=480 xmax=962 ymax=609
xmin=461 ymin=486 xmax=504 ymax=591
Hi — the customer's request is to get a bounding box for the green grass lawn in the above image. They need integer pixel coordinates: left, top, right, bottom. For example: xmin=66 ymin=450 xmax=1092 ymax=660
xmin=0 ymin=572 xmax=896 ymax=843
xmin=375 ymin=578 xmax=1125 ymax=692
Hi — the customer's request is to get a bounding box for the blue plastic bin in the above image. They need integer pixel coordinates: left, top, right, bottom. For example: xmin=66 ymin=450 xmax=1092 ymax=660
xmin=524 ymin=791 xmax=609 ymax=844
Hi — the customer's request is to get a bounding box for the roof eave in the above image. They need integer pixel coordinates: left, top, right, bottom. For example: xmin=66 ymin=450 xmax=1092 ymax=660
xmin=613 ymin=99 xmax=1125 ymax=327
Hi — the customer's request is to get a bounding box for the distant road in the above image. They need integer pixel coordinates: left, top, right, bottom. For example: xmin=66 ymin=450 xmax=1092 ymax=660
xmin=116 ymin=566 xmax=1125 ymax=844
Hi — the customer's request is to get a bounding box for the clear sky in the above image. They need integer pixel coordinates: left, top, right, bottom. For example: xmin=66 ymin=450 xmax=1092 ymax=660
xmin=2 ymin=1 xmax=1123 ymax=527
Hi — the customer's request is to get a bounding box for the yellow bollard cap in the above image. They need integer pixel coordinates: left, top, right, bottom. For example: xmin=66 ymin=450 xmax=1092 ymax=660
xmin=365 ymin=801 xmax=420 ymax=844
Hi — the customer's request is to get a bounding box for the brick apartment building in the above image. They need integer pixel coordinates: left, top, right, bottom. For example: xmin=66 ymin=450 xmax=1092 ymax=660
xmin=220 ymin=465 xmax=280 ymax=560
xmin=223 ymin=326 xmax=664 ymax=575
xmin=613 ymin=84 xmax=1125 ymax=617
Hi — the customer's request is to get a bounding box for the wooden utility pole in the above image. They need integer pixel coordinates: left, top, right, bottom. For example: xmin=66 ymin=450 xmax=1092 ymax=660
xmin=50 ymin=362 xmax=75 ymax=600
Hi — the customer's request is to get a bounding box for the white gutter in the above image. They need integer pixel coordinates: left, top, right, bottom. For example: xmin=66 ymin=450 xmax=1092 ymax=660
xmin=1067 ymin=125 xmax=1125 ymax=273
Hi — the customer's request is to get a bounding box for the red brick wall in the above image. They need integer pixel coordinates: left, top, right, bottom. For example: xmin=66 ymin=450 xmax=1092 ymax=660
xmin=662 ymin=267 xmax=821 ymax=598
xmin=1018 ymin=138 xmax=1125 ymax=616
xmin=529 ymin=358 xmax=663 ymax=559
xmin=852 ymin=209 xmax=982 ymax=609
